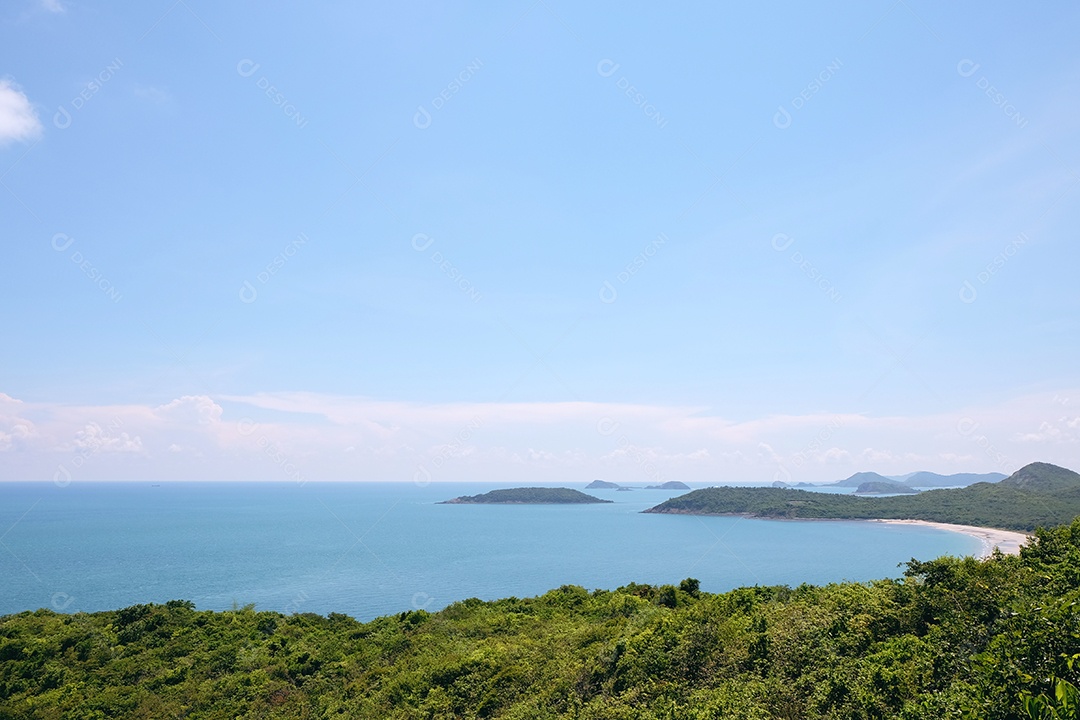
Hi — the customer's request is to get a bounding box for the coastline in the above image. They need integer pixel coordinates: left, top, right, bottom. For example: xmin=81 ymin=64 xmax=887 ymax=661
xmin=873 ymin=519 xmax=1029 ymax=558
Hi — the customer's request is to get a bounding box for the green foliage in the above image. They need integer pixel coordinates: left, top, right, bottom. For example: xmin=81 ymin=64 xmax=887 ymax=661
xmin=5 ymin=517 xmax=1080 ymax=718
xmin=443 ymin=487 xmax=612 ymax=504
xmin=854 ymin=480 xmax=918 ymax=494
xmin=648 ymin=462 xmax=1080 ymax=531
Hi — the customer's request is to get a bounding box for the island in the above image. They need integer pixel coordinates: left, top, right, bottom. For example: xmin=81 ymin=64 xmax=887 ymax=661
xmin=644 ymin=462 xmax=1080 ymax=532
xmin=853 ymin=480 xmax=918 ymax=495
xmin=442 ymin=487 xmax=612 ymax=504
xmin=584 ymin=480 xmax=690 ymax=490
xmin=646 ymin=481 xmax=690 ymax=490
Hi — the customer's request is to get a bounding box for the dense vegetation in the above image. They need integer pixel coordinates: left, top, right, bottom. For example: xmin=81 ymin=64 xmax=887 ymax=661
xmin=4 ymin=518 xmax=1080 ymax=718
xmin=647 ymin=463 xmax=1080 ymax=531
xmin=854 ymin=480 xmax=918 ymax=495
xmin=441 ymin=487 xmax=611 ymax=504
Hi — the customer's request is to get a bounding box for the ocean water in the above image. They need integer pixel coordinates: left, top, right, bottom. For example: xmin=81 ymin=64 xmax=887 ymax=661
xmin=0 ymin=482 xmax=979 ymax=620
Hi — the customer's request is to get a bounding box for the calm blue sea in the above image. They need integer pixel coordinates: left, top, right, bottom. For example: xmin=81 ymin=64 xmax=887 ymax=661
xmin=0 ymin=482 xmax=978 ymax=620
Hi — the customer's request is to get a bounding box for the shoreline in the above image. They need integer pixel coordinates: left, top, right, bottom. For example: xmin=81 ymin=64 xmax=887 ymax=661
xmin=647 ymin=509 xmax=1031 ymax=559
xmin=872 ymin=519 xmax=1029 ymax=558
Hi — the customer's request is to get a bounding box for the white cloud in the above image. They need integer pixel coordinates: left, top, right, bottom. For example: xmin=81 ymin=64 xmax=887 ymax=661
xmin=74 ymin=422 xmax=142 ymax=453
xmin=40 ymin=0 xmax=65 ymax=13
xmin=0 ymin=394 xmax=36 ymax=451
xmin=0 ymin=388 xmax=1076 ymax=482
xmin=156 ymin=395 xmax=223 ymax=425
xmin=1016 ymin=416 xmax=1080 ymax=444
xmin=0 ymin=79 xmax=43 ymax=146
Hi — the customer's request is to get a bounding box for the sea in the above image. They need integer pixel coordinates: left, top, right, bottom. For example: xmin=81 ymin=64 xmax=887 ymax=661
xmin=0 ymin=481 xmax=978 ymax=620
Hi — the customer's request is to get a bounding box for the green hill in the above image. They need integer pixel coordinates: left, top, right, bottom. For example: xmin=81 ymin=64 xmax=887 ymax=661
xmin=828 ymin=471 xmax=893 ymax=487
xmin=5 ymin=520 xmax=1080 ymax=719
xmin=854 ymin=480 xmax=919 ymax=495
xmin=645 ymin=462 xmax=1080 ymax=531
xmin=442 ymin=487 xmax=611 ymax=504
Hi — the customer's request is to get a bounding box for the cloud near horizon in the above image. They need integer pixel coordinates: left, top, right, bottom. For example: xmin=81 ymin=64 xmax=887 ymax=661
xmin=0 ymin=390 xmax=1077 ymax=484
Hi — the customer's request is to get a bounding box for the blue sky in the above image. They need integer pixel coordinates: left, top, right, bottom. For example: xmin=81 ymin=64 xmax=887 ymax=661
xmin=2 ymin=0 xmax=1078 ymax=483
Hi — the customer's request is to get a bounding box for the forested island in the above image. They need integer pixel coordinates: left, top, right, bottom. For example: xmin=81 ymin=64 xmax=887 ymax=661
xmin=4 ymin=519 xmax=1080 ymax=718
xmin=646 ymin=462 xmax=1080 ymax=531
xmin=441 ymin=487 xmax=611 ymax=504
xmin=853 ymin=480 xmax=919 ymax=495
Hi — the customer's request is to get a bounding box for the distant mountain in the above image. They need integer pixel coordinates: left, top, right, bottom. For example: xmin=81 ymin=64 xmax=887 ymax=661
xmin=853 ymin=480 xmax=918 ymax=495
xmin=644 ymin=462 xmax=1080 ymax=531
xmin=442 ymin=488 xmax=612 ymax=504
xmin=584 ymin=480 xmax=690 ymax=490
xmin=830 ymin=470 xmax=1008 ymax=488
xmin=828 ymin=472 xmax=893 ymax=487
xmin=903 ymin=471 xmax=1007 ymax=488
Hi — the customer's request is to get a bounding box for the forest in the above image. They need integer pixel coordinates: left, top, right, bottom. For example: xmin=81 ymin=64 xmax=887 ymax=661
xmin=646 ymin=462 xmax=1080 ymax=531
xmin=3 ymin=517 xmax=1080 ymax=718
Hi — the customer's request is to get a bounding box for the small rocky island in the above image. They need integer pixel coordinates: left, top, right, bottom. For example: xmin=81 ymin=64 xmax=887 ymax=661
xmin=441 ymin=487 xmax=612 ymax=504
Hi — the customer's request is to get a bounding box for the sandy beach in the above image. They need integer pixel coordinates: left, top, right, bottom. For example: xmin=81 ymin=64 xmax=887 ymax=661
xmin=875 ymin=519 xmax=1030 ymax=558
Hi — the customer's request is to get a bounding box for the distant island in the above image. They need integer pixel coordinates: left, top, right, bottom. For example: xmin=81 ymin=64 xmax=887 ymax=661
xmin=827 ymin=470 xmax=1006 ymax=488
xmin=442 ymin=487 xmax=611 ymax=504
xmin=853 ymin=480 xmax=918 ymax=495
xmin=584 ymin=480 xmax=690 ymax=490
xmin=644 ymin=462 xmax=1080 ymax=531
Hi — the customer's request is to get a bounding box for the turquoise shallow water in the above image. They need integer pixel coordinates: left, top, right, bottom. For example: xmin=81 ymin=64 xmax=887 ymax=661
xmin=0 ymin=482 xmax=979 ymax=620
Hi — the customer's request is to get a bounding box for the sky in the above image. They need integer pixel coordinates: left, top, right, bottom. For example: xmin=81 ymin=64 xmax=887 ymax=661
xmin=1 ymin=1 xmax=1078 ymax=484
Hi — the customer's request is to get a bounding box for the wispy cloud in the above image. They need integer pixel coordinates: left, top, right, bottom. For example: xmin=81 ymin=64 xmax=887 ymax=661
xmin=133 ymin=84 xmax=172 ymax=107
xmin=39 ymin=0 xmax=65 ymax=14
